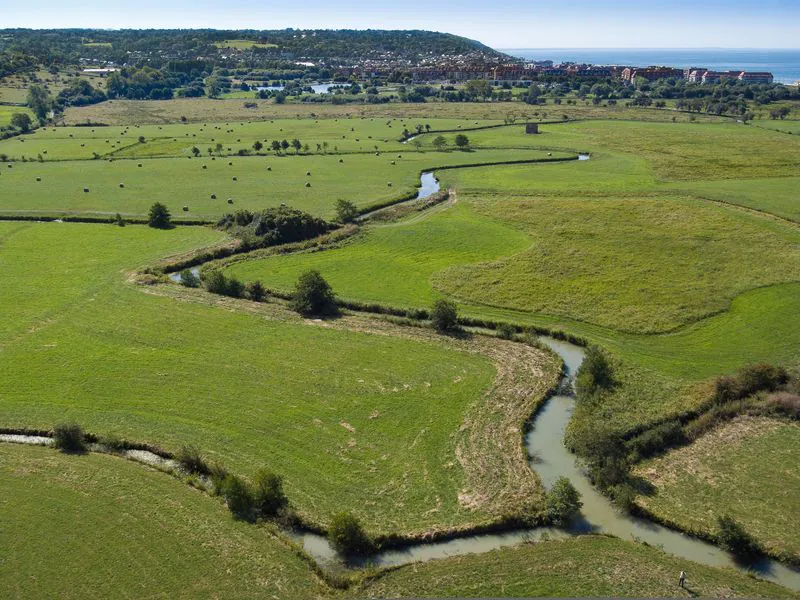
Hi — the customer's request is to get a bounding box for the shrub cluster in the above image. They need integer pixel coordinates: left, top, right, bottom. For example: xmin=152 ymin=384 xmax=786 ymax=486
xmin=713 ymin=363 xmax=788 ymax=405
xmin=217 ymin=206 xmax=330 ymax=248
xmin=209 ymin=467 xmax=289 ymax=522
xmin=53 ymin=423 xmax=88 ymax=453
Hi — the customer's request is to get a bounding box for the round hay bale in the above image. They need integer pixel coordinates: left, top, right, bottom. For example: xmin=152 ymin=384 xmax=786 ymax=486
xmin=36 ymin=177 xmax=41 ymax=182
xmin=211 ymin=194 xmax=216 ymax=199
xmin=228 ymin=162 xmax=233 ymax=166
xmin=202 ymin=165 xmax=207 ymax=169
xmin=391 ymin=161 xmax=396 ymax=165
xmin=339 ymin=158 xmax=344 ymax=163
xmin=119 ymin=183 xmax=124 ymax=188
xmin=227 ymin=198 xmax=234 ymax=204
xmin=137 ymin=163 xmax=142 ymax=167
xmin=267 ymin=166 xmax=272 ymax=171
xmin=305 ymin=182 xmax=311 ymax=187
xmin=183 ymin=206 xmax=189 ymax=211
xmin=232 ymin=177 xmax=237 ymax=181
xmin=387 ymin=182 xmax=392 ymax=187
xmin=306 ymin=171 xmax=311 ymax=176
xmin=83 ymin=188 xmax=90 ymax=193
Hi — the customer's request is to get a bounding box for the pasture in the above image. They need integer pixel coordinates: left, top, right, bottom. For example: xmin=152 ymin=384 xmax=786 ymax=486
xmin=635 ymin=417 xmax=800 ymax=562
xmin=0 ymin=148 xmax=565 ymax=220
xmin=355 ymin=536 xmax=795 ymax=598
xmin=0 ymin=443 xmax=327 ymax=599
xmin=0 ymin=221 xmax=559 ymax=534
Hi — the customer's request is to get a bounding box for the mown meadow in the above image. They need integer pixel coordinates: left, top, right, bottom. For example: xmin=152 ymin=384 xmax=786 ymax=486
xmin=0 ymin=221 xmax=527 ymax=534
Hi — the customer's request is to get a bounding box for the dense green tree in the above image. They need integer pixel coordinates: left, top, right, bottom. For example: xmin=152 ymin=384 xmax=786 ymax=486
xmin=10 ymin=112 xmax=32 ymax=132
xmin=147 ymin=202 xmax=172 ymax=228
xmin=454 ymin=134 xmax=469 ymax=149
xmin=432 ymin=135 xmax=447 ymax=151
xmin=26 ymin=85 xmax=52 ymax=121
xmin=290 ymin=270 xmax=337 ymax=316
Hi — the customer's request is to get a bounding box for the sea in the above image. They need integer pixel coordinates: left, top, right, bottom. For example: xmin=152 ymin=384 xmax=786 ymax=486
xmin=500 ymin=48 xmax=800 ymax=84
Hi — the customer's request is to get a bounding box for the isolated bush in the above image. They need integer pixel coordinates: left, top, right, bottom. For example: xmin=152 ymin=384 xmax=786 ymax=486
xmin=225 ymin=276 xmax=245 ymax=299
xmin=179 ymin=269 xmax=200 ymax=288
xmin=176 ymin=444 xmax=210 ymax=475
xmin=291 ymin=270 xmax=337 ymax=316
xmin=454 ymin=133 xmax=470 ymax=148
xmin=219 ymin=474 xmax=255 ymax=520
xmin=53 ymin=423 xmax=87 ymax=453
xmin=328 ymin=512 xmax=374 ymax=555
xmin=431 ymin=299 xmax=458 ymax=333
xmin=546 ymin=476 xmax=583 ymax=526
xmin=148 ymin=202 xmax=171 ymax=229
xmin=254 ymin=469 xmax=287 ymax=517
xmin=717 ymin=514 xmax=761 ymax=558
xmin=335 ymin=198 xmax=359 ymax=224
xmin=203 ymin=271 xmax=243 ymax=298
xmin=245 ymin=280 xmax=267 ymax=302
xmin=575 ymin=346 xmax=614 ymax=398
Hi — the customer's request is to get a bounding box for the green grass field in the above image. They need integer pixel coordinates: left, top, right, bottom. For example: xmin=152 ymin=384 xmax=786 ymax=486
xmin=0 ymin=444 xmax=327 ymax=599
xmin=0 ymin=221 xmax=547 ymax=534
xmin=0 ymin=148 xmax=567 ymax=220
xmin=354 ymin=535 xmax=796 ymax=598
xmin=635 ymin=417 xmax=800 ymax=563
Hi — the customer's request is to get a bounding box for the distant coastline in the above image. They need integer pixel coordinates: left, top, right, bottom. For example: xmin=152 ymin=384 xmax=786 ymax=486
xmin=500 ymin=48 xmax=800 ymax=84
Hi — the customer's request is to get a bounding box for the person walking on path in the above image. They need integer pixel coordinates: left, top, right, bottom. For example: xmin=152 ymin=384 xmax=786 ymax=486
xmin=679 ymin=570 xmax=687 ymax=588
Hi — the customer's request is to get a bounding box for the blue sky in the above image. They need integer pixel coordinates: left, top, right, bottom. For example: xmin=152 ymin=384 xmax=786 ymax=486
xmin=4 ymin=1 xmax=799 ymax=49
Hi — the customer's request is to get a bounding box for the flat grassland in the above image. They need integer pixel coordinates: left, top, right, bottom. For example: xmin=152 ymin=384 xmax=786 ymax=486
xmin=635 ymin=417 xmax=800 ymax=563
xmin=0 ymin=148 xmax=565 ymax=220
xmin=354 ymin=536 xmax=796 ymax=599
xmin=5 ymin=442 xmax=791 ymax=599
xmin=0 ymin=444 xmax=327 ymax=600
xmin=0 ymin=221 xmax=565 ymax=534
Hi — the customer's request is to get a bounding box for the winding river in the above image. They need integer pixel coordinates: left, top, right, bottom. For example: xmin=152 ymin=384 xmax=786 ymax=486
xmin=291 ymin=328 xmax=800 ymax=588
